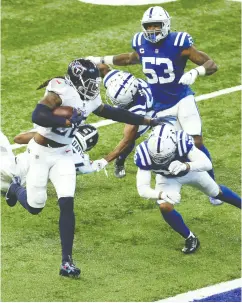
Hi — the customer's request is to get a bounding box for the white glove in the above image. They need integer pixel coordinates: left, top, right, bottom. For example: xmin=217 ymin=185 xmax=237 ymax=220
xmin=85 ymin=56 xmax=102 ymax=65
xmin=178 ymin=69 xmax=199 ymax=85
xmin=160 ymin=191 xmax=181 ymax=204
xmin=168 ymin=160 xmax=188 ymax=175
xmin=91 ymin=158 xmax=108 ymax=172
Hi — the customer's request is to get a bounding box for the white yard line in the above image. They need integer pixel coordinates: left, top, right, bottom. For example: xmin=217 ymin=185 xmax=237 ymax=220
xmin=11 ymin=85 xmax=242 ymax=150
xmin=156 ymin=278 xmax=242 ymax=302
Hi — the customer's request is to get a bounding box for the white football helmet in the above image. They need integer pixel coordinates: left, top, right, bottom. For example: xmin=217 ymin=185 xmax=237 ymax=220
xmin=104 ymin=70 xmax=138 ymax=108
xmin=141 ymin=6 xmax=171 ymax=43
xmin=147 ymin=124 xmax=177 ymax=165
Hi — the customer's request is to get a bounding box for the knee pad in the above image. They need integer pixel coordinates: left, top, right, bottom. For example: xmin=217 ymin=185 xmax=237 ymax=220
xmin=58 ymin=197 xmax=74 ymax=213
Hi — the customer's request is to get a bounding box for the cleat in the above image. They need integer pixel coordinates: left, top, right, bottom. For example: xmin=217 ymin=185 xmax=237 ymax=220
xmin=209 ymin=197 xmax=223 ymax=206
xmin=5 ymin=176 xmax=21 ymax=207
xmin=114 ymin=159 xmax=126 ymax=178
xmin=59 ymin=258 xmax=81 ymax=278
xmin=114 ymin=164 xmax=126 ymax=178
xmin=182 ymin=234 xmax=200 ymax=254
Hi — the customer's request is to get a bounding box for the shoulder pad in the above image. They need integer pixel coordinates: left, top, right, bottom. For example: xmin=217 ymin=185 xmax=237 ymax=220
xmin=132 ymin=32 xmax=144 ymax=50
xmin=176 ymin=130 xmax=194 ymax=157
xmin=47 ymin=78 xmax=67 ymax=95
xmin=173 ymin=32 xmax=194 ymax=49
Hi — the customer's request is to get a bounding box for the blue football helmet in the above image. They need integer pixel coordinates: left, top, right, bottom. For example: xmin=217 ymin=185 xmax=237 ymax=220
xmin=66 ymin=58 xmax=101 ymax=100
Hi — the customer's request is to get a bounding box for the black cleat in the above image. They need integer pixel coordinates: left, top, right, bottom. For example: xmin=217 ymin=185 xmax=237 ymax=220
xmin=5 ymin=176 xmax=21 ymax=207
xmin=114 ymin=160 xmax=126 ymax=178
xmin=182 ymin=234 xmax=200 ymax=254
xmin=59 ymin=258 xmax=81 ymax=278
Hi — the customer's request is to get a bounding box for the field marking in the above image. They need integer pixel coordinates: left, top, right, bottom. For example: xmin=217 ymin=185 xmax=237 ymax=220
xmin=78 ymin=0 xmax=176 ymax=5
xmin=11 ymin=85 xmax=242 ymax=150
xmin=156 ymin=278 xmax=242 ymax=302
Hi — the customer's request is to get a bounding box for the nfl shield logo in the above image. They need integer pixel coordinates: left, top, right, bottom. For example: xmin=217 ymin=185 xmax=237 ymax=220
xmin=155 ymin=49 xmax=159 ymax=53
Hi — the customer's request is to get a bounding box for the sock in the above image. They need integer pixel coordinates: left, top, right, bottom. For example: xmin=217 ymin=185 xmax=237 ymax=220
xmin=11 ymin=184 xmax=42 ymax=214
xmin=59 ymin=197 xmax=75 ymax=263
xmin=200 ymin=145 xmax=215 ymax=180
xmin=216 ymin=185 xmax=241 ymax=209
xmin=161 ymin=209 xmax=190 ymax=238
xmin=116 ymin=142 xmax=135 ymax=165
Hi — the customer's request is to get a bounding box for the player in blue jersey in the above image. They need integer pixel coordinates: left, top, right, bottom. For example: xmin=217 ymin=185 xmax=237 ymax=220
xmin=86 ymin=6 xmax=220 ymax=205
xmin=91 ymin=65 xmax=176 ymax=177
xmin=134 ymin=124 xmax=241 ymax=253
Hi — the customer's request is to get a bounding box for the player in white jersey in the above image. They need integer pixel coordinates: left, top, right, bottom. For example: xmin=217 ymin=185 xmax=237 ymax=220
xmin=92 ymin=65 xmax=176 ymax=177
xmin=134 ymin=124 xmax=241 ymax=253
xmin=86 ymin=6 xmax=221 ymax=205
xmin=5 ymin=58 xmax=165 ymax=278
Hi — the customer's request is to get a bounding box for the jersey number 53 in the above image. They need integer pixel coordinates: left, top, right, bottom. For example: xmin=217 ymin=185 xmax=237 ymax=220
xmin=142 ymin=57 xmax=175 ymax=84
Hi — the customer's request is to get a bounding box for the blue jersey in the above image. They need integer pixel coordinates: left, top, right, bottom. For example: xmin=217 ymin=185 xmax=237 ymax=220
xmin=132 ymin=31 xmax=195 ymax=111
xmin=127 ymin=78 xmax=155 ymax=138
xmin=134 ymin=130 xmax=194 ymax=177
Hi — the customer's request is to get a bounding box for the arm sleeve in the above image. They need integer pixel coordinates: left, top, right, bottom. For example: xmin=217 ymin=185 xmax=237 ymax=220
xmin=95 ymin=104 xmax=146 ymax=125
xmin=187 ymin=146 xmax=212 ymax=172
xmin=136 ymin=168 xmax=160 ymax=199
xmin=32 ymin=104 xmax=67 ymax=127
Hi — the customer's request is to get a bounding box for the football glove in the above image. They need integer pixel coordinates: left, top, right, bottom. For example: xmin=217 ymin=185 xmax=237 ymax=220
xmin=160 ymin=191 xmax=181 ymax=205
xmin=91 ymin=158 xmax=108 ymax=172
xmin=69 ymin=109 xmax=84 ymax=128
xmin=168 ymin=160 xmax=188 ymax=175
xmin=150 ymin=115 xmax=177 ymax=127
xmin=178 ymin=69 xmax=199 ymax=85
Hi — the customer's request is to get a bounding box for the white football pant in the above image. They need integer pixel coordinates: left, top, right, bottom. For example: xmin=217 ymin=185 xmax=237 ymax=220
xmin=26 ymin=139 xmax=76 ymax=208
xmin=156 ymin=95 xmax=202 ymax=135
xmin=155 ymin=171 xmax=220 ymax=204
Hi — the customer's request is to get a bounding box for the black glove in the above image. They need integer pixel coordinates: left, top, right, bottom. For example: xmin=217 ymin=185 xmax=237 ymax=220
xmin=70 ymin=109 xmax=84 ymax=128
xmin=150 ymin=115 xmax=177 ymax=127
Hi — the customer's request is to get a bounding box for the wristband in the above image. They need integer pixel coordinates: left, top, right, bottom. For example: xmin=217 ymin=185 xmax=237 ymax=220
xmin=195 ymin=65 xmax=206 ymax=76
xmin=101 ymin=56 xmax=114 ymax=65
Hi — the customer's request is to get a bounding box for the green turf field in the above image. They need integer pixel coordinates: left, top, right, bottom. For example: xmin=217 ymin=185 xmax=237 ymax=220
xmin=1 ymin=0 xmax=241 ymax=301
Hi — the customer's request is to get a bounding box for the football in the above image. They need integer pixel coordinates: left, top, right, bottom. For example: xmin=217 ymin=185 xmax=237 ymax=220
xmin=52 ymin=106 xmax=73 ymax=119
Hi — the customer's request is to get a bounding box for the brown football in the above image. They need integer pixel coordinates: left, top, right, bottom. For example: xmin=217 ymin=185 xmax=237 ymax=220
xmin=52 ymin=106 xmax=73 ymax=119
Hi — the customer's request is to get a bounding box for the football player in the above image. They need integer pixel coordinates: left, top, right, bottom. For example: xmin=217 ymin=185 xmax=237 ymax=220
xmin=134 ymin=124 xmax=241 ymax=253
xmin=5 ymin=58 xmax=165 ymax=278
xmin=92 ymin=66 xmax=176 ymax=178
xmin=86 ymin=6 xmax=221 ymax=205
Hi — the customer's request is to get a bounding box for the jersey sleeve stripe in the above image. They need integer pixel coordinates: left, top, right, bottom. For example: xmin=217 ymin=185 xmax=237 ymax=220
xmin=130 ymin=104 xmax=146 ymax=111
xmin=137 ymin=145 xmax=146 ymax=166
xmin=103 ymin=70 xmax=119 ymax=88
xmin=174 ymin=32 xmax=182 ymax=46
xmin=138 ymin=126 xmax=151 ymax=137
xmin=132 ymin=33 xmax=139 ymax=48
xmin=141 ymin=142 xmax=152 ymax=165
xmin=179 ymin=32 xmax=188 ymax=46
xmin=178 ymin=131 xmax=185 ymax=155
xmin=137 ymin=33 xmax=143 ymax=46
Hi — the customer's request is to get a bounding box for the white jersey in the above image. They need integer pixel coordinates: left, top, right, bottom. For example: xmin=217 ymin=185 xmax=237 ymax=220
xmin=37 ymin=78 xmax=102 ymax=145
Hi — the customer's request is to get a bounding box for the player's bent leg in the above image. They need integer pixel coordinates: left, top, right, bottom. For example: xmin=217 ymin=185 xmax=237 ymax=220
xmin=155 ymin=175 xmax=200 ymax=254
xmin=178 ymin=96 xmax=221 ymax=205
xmin=215 ymin=185 xmax=241 ymax=209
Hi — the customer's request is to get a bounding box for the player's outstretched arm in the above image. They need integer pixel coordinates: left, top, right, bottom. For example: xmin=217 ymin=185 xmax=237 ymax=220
xmin=87 ymin=51 xmax=140 ymax=66
xmin=93 ymin=104 xmax=165 ymax=126
xmin=104 ymin=124 xmax=138 ymax=163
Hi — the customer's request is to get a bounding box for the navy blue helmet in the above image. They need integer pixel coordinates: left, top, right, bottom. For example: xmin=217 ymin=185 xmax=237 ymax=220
xmin=66 ymin=58 xmax=101 ymax=100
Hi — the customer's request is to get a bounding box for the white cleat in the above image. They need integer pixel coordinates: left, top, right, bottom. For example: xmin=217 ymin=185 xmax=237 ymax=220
xmin=209 ymin=197 xmax=223 ymax=206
